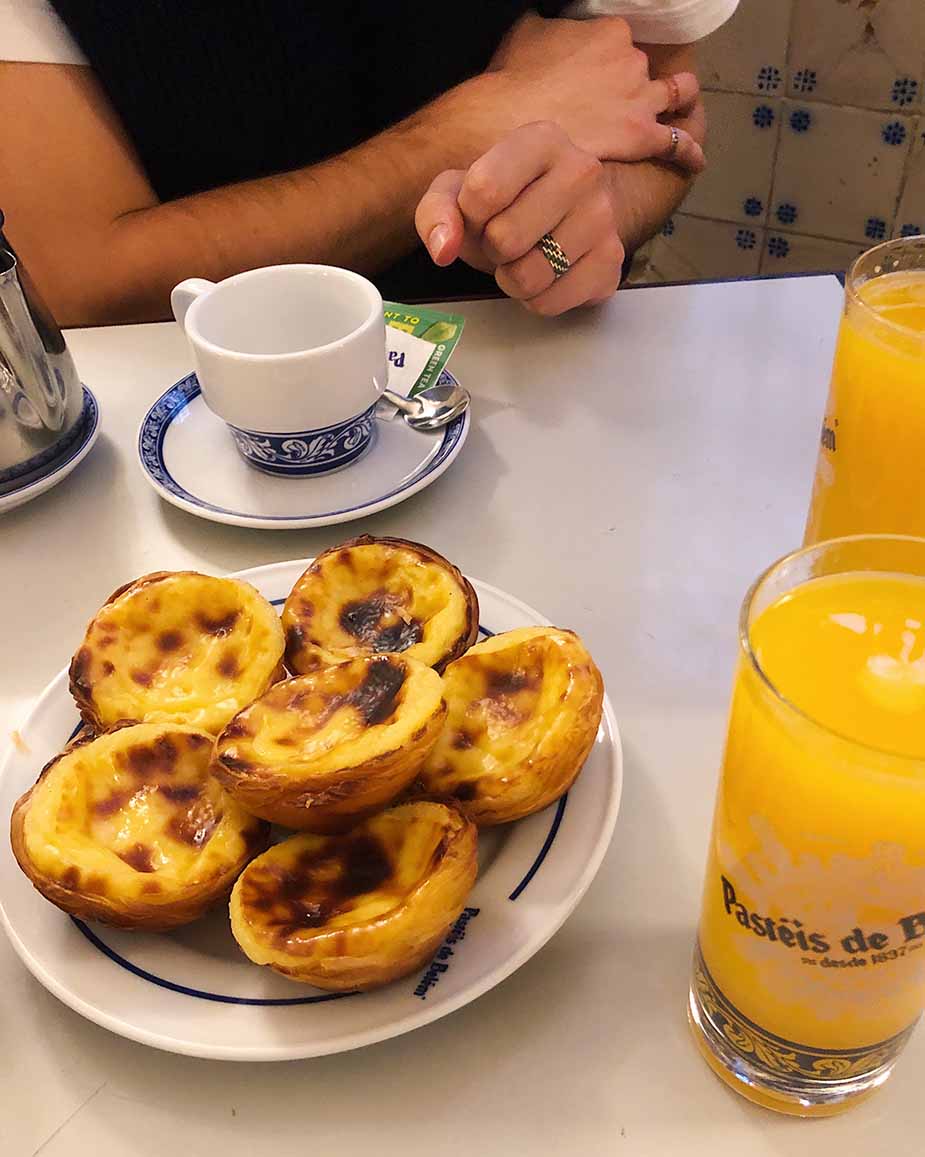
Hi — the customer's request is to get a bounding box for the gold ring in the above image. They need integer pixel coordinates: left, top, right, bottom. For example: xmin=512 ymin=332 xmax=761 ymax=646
xmin=538 ymin=233 xmax=570 ymax=280
xmin=666 ymin=75 xmax=681 ymax=111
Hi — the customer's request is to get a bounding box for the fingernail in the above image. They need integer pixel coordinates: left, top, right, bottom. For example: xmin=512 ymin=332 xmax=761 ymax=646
xmin=427 ymin=224 xmax=450 ymax=261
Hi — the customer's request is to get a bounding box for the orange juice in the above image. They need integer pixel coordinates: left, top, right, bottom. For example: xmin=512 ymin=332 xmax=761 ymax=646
xmin=805 ymin=264 xmax=925 ymax=544
xmin=691 ymin=541 xmax=925 ymax=1115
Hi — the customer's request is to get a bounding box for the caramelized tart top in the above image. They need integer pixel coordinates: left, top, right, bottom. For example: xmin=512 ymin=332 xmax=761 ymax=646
xmin=422 ymin=626 xmax=604 ymax=802
xmin=69 ymin=571 xmax=285 ymax=733
xmin=233 ymin=801 xmax=472 ymax=947
xmin=15 ymin=723 xmax=264 ymax=903
xmin=214 ymin=654 xmax=445 ymax=780
xmin=282 ymin=536 xmax=478 ymax=674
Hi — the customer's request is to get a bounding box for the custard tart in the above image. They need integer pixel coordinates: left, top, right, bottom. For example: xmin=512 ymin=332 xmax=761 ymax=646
xmin=11 ymin=723 xmax=268 ymax=930
xmin=212 ymin=653 xmax=446 ymax=830
xmin=69 ymin=571 xmax=285 ymax=734
xmin=282 ymin=536 xmax=478 ymax=674
xmin=230 ymin=801 xmax=477 ymax=989
xmin=419 ymin=626 xmax=604 ymax=824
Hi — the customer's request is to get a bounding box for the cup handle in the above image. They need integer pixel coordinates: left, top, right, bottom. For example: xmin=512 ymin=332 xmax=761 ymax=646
xmin=171 ymin=278 xmax=215 ymax=328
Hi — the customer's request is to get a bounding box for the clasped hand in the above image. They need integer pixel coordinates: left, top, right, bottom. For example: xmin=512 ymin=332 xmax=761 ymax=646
xmin=415 ymin=16 xmax=703 ymax=315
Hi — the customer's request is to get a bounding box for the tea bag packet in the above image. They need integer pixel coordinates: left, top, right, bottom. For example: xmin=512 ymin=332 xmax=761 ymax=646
xmin=383 ymin=303 xmax=465 ymax=402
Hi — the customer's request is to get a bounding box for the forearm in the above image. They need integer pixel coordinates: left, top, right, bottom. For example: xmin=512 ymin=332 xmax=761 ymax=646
xmin=603 ymin=157 xmax=691 ymax=252
xmin=10 ymin=71 xmax=502 ymax=328
xmin=97 ymin=129 xmax=445 ymax=325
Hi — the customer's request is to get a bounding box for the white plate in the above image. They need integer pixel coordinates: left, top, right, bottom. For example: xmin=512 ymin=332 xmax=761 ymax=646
xmin=0 ymin=386 xmax=100 ymax=514
xmin=137 ymin=372 xmax=469 ymax=529
xmin=0 ymin=560 xmax=622 ymax=1061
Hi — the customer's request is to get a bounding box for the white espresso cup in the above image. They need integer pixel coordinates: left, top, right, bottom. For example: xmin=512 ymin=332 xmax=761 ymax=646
xmin=171 ymin=264 xmax=388 ymax=476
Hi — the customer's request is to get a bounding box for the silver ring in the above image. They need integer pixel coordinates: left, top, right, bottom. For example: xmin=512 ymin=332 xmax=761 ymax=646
xmin=665 ymin=125 xmax=680 ymax=159
xmin=538 ymin=232 xmax=570 ymax=280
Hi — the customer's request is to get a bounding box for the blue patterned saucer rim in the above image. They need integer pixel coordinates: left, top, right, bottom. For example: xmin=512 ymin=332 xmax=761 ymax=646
xmin=137 ymin=370 xmax=468 ymax=526
xmin=0 ymin=386 xmax=99 ymax=496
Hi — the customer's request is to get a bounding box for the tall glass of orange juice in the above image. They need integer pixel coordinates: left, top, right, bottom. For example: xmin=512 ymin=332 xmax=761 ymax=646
xmin=805 ymin=237 xmax=925 ymax=544
xmin=690 ymin=535 xmax=925 ymax=1116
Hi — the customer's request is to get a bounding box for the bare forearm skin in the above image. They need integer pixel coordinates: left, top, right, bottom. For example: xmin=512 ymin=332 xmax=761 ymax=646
xmin=0 ymin=64 xmax=508 ymax=326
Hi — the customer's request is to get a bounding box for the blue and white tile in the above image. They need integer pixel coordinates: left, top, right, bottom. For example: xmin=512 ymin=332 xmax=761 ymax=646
xmin=623 ymin=240 xmax=654 ymax=285
xmin=759 ymin=232 xmax=865 ymax=277
xmin=698 ymin=0 xmax=792 ymax=96
xmin=682 ymin=92 xmax=780 ymax=225
xmin=788 ymin=0 xmax=924 ymax=112
xmin=770 ymin=101 xmax=911 ymax=244
xmin=644 ymin=214 xmax=764 ymax=282
xmin=895 ymin=116 xmax=925 ymax=238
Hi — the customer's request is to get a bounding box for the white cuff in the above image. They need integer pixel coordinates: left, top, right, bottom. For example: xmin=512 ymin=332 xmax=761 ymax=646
xmin=0 ymin=0 xmax=88 ymax=64
xmin=564 ymin=0 xmax=740 ymax=44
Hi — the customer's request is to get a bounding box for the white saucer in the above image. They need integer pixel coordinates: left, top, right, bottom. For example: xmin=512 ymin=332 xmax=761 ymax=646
xmin=0 ymin=561 xmax=622 ymax=1061
xmin=0 ymin=386 xmax=101 ymax=515
xmin=137 ymin=371 xmax=470 ymax=529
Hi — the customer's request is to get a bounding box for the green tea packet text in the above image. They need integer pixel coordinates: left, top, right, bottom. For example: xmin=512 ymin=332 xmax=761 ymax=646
xmin=384 ymin=302 xmax=465 ymax=397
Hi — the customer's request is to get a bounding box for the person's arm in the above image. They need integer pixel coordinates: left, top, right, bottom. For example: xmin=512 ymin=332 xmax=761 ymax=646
xmin=604 ymin=42 xmax=706 ymax=252
xmin=0 ymin=63 xmax=509 ymax=326
xmin=0 ymin=18 xmax=693 ymax=328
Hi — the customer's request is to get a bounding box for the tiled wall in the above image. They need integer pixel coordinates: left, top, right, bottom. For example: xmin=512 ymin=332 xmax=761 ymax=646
xmin=631 ymin=0 xmax=925 ymax=284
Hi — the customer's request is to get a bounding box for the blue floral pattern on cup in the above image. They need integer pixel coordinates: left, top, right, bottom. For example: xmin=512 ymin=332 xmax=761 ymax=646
xmin=228 ymin=403 xmax=377 ymax=476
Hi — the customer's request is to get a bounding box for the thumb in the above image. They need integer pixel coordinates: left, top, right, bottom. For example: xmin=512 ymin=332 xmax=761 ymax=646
xmin=415 ymin=170 xmax=466 ymax=267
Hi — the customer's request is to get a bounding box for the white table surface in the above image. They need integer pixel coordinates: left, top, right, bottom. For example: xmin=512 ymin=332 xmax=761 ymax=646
xmin=4 ymin=275 xmax=922 ymax=1155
